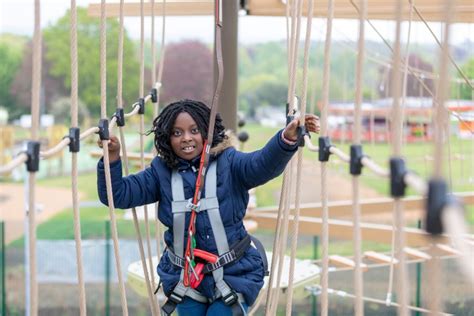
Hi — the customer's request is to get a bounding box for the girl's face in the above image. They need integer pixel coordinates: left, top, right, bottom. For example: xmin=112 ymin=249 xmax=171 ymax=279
xmin=170 ymin=112 xmax=204 ymax=161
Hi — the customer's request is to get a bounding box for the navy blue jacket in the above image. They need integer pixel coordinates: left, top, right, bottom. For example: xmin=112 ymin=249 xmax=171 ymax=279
xmin=97 ymin=130 xmax=298 ymax=305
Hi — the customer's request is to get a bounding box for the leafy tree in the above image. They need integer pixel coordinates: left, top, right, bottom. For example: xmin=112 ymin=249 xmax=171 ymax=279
xmin=457 ymin=58 xmax=474 ymax=100
xmin=160 ymin=41 xmax=213 ymax=105
xmin=42 ymin=7 xmax=140 ymax=119
xmin=377 ymin=53 xmax=434 ymax=98
xmin=10 ymin=41 xmax=67 ymax=119
xmin=0 ymin=34 xmax=26 ymax=120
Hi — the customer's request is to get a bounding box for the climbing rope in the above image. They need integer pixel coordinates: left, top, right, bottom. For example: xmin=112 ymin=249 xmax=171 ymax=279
xmin=266 ymin=0 xmax=301 ymax=313
xmin=352 ymin=1 xmax=367 ymax=314
xmin=286 ymin=0 xmax=313 ymax=314
xmin=388 ymin=0 xmax=410 ymax=314
xmin=27 ymin=1 xmax=42 ymax=315
xmin=69 ymin=1 xmax=87 ymax=315
xmin=320 ymin=0 xmax=335 ymax=314
xmin=98 ymin=0 xmax=129 ymax=314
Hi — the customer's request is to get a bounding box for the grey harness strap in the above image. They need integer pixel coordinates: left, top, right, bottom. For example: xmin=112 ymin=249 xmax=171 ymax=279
xmin=168 ymin=161 xmax=246 ymax=315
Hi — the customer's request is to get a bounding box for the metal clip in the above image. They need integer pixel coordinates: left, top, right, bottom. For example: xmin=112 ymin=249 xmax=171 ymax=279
xmin=186 ymin=256 xmax=200 ymax=281
xmin=186 ymin=199 xmax=200 ymax=212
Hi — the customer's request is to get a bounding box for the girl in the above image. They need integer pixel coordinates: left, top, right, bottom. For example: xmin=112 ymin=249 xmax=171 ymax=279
xmin=97 ymin=99 xmax=320 ymax=315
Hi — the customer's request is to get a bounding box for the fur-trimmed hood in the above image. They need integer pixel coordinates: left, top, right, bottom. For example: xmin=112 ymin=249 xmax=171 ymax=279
xmin=210 ymin=130 xmax=239 ymax=155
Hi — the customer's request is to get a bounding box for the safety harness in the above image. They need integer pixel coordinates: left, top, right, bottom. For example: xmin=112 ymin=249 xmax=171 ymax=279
xmin=161 ymin=161 xmax=268 ymax=315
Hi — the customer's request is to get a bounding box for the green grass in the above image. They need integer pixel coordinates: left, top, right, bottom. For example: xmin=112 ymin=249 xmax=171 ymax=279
xmin=37 ymin=171 xmax=99 ymax=201
xmin=9 ymin=205 xmax=159 ymax=246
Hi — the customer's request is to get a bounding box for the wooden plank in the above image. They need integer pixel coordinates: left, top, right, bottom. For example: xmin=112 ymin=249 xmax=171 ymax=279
xmin=364 ymin=251 xmax=398 ymax=264
xmin=88 ymin=1 xmax=213 ymax=17
xmin=87 ymin=0 xmax=474 ymax=22
xmin=404 ymin=247 xmax=432 ymax=260
xmin=248 ymin=212 xmax=452 ymax=247
xmin=247 ymin=0 xmax=474 ymax=22
xmin=254 ymin=192 xmax=474 ymax=218
xmin=329 ymin=255 xmax=368 ymax=271
xmin=436 ymin=244 xmax=462 ymax=256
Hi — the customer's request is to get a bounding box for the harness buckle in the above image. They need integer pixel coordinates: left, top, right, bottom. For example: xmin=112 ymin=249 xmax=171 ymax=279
xmin=222 ymin=291 xmax=239 ymax=306
xmin=186 ymin=199 xmax=200 ymax=212
xmin=168 ymin=292 xmax=184 ymax=305
xmin=162 ymin=291 xmax=184 ymax=315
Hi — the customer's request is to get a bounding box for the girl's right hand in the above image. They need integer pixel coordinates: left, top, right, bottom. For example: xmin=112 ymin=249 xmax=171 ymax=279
xmin=97 ymin=135 xmax=121 ymax=163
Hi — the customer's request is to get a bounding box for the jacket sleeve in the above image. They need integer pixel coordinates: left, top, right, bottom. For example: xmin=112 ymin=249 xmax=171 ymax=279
xmin=97 ymin=158 xmax=161 ymax=209
xmin=231 ymin=129 xmax=298 ymax=190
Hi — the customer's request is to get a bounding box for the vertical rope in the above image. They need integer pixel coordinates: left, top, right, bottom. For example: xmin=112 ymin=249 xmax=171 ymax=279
xmin=70 ymin=1 xmax=87 ymax=315
xmin=155 ymin=0 xmax=166 ymax=117
xmin=267 ymin=1 xmax=301 ymax=314
xmin=264 ymin=170 xmax=289 ymax=313
xmin=320 ymin=0 xmax=334 ymax=314
xmin=154 ymin=0 xmax=167 ymax=277
xmin=268 ymin=163 xmax=295 ymax=316
xmin=428 ymin=0 xmax=455 ymax=313
xmin=352 ymin=1 xmax=366 ymax=315
xmin=137 ymin=0 xmax=156 ymax=305
xmin=29 ymin=1 xmax=42 ymax=315
xmin=99 ymin=1 xmax=129 ymax=314
xmin=114 ymin=0 xmax=158 ymax=314
xmin=389 ymin=1 xmax=410 ymax=315
xmin=286 ymin=0 xmax=313 ymax=314
xmin=386 ymin=1 xmax=414 ymax=306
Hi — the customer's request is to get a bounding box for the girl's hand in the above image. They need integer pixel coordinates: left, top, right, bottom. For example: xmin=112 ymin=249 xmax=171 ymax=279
xmin=97 ymin=135 xmax=121 ymax=163
xmin=283 ymin=114 xmax=320 ymax=142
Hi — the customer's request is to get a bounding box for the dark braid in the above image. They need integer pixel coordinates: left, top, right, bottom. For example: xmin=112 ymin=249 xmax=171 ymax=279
xmin=147 ymin=99 xmax=227 ymax=168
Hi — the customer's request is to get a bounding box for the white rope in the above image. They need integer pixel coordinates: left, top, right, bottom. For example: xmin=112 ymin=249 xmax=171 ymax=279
xmin=286 ymin=1 xmax=313 ymax=314
xmin=320 ymin=0 xmax=334 ymax=313
xmin=0 ymin=153 xmax=28 ymax=175
xmin=29 ymin=1 xmax=42 ymax=314
xmin=154 ymin=0 xmax=166 ymax=282
xmin=69 ymin=1 xmax=87 ymax=314
xmin=99 ymin=1 xmax=128 ymax=314
xmin=303 ymin=135 xmax=319 ymax=152
xmin=264 ymin=168 xmax=290 ymax=314
xmin=137 ymin=0 xmax=156 ymax=300
xmin=428 ymin=0 xmax=455 ymax=313
xmin=265 ymin=1 xmax=297 ymax=313
xmin=352 ymin=0 xmax=366 ymax=314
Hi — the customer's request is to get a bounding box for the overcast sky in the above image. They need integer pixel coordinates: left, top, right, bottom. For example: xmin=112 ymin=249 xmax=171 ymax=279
xmin=1 ymin=0 xmax=474 ymax=47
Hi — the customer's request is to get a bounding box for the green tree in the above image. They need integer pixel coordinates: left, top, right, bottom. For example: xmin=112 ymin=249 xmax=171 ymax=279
xmin=0 ymin=34 xmax=26 ymax=119
xmin=458 ymin=58 xmax=474 ymax=100
xmin=43 ymin=7 xmax=140 ymax=119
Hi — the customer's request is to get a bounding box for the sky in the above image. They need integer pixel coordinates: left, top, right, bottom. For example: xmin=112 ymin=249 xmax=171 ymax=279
xmin=1 ymin=0 xmax=474 ymax=47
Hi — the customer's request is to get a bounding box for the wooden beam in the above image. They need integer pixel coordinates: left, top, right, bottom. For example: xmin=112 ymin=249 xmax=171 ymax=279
xmin=88 ymin=1 xmax=214 ymax=17
xmin=404 ymin=247 xmax=432 ymax=260
xmin=246 ymin=0 xmax=474 ymax=22
xmin=329 ymin=255 xmax=368 ymax=271
xmin=435 ymin=243 xmax=462 ymax=256
xmin=248 ymin=212 xmax=453 ymax=247
xmin=254 ymin=192 xmax=474 ymax=218
xmin=364 ymin=251 xmax=398 ymax=264
xmin=87 ymin=0 xmax=474 ymax=22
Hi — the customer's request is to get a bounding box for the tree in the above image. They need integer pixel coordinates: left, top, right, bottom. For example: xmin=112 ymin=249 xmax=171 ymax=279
xmin=0 ymin=34 xmax=27 ymax=120
xmin=160 ymin=41 xmax=213 ymax=105
xmin=457 ymin=58 xmax=474 ymax=100
xmin=42 ymin=7 xmax=140 ymax=119
xmin=377 ymin=53 xmax=434 ymax=98
xmin=10 ymin=41 xmax=67 ymax=119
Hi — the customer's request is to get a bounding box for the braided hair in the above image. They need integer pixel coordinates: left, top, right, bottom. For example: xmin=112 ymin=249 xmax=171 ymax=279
xmin=148 ymin=99 xmax=227 ymax=168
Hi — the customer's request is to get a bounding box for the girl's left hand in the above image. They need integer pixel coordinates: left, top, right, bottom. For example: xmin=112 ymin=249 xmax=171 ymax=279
xmin=283 ymin=114 xmax=320 ymax=142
